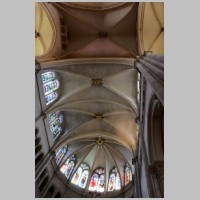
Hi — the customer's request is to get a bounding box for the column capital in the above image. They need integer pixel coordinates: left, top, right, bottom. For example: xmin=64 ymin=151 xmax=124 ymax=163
xmin=135 ymin=117 xmax=141 ymax=124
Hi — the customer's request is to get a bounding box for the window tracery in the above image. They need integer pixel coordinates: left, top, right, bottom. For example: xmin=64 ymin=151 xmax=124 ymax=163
xmin=108 ymin=167 xmax=121 ymax=191
xmin=71 ymin=163 xmax=89 ymax=189
xmin=55 ymin=146 xmax=67 ymax=165
xmin=48 ymin=111 xmax=63 ymax=140
xmin=60 ymin=155 xmax=76 ymax=179
xmin=88 ymin=168 xmax=105 ymax=193
xmin=41 ymin=72 xmax=59 ymax=105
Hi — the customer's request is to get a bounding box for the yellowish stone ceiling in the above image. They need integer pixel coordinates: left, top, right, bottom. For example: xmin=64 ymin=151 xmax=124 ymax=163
xmin=35 ymin=2 xmax=56 ymax=56
xmin=138 ymin=2 xmax=164 ymax=55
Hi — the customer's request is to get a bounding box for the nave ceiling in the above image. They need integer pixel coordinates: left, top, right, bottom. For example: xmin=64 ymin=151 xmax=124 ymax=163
xmin=37 ymin=60 xmax=139 ymax=190
xmin=35 ymin=2 xmax=164 ymax=194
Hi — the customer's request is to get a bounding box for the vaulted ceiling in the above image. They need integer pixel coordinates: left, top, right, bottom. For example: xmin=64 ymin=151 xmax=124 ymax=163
xmin=52 ymin=2 xmax=138 ymax=58
xmin=35 ymin=2 xmax=163 ymax=194
xmin=138 ymin=2 xmax=164 ymax=55
xmin=38 ymin=60 xmax=139 ymax=191
xmin=35 ymin=2 xmax=56 ymax=57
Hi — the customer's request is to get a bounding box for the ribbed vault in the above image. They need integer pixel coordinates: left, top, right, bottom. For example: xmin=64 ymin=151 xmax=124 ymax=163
xmin=35 ymin=2 xmax=56 ymax=57
xmin=36 ymin=1 xmax=142 ymax=196
xmin=38 ymin=60 xmax=139 ymax=195
xmin=57 ymin=138 xmax=134 ymax=193
xmin=138 ymin=2 xmax=164 ymax=55
xmin=48 ymin=2 xmax=138 ymax=58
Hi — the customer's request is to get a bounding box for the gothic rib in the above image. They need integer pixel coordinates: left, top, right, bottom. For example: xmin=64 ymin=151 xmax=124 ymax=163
xmin=107 ymin=37 xmax=137 ymax=58
xmin=52 ymin=119 xmax=95 ymax=150
xmin=59 ymin=144 xmax=95 ymax=166
xmin=105 ymin=3 xmax=135 ymax=33
xmin=45 ymin=85 xmax=91 ymax=114
xmin=103 ymin=144 xmax=123 ymax=189
xmin=84 ymin=145 xmax=99 ymax=193
xmin=151 ymin=2 xmax=163 ymax=28
xmin=102 ymin=117 xmax=136 ymax=146
xmin=148 ymin=31 xmax=163 ymax=52
xmin=36 ymin=3 xmax=43 ymax=32
xmin=52 ymin=2 xmax=99 ymax=31
xmin=104 ymin=143 xmax=132 ymax=167
xmin=70 ymin=144 xmax=96 ymax=178
xmin=102 ymin=85 xmax=137 ymax=115
xmin=60 ymin=131 xmax=133 ymax=153
xmin=61 ymin=2 xmax=129 ymax=11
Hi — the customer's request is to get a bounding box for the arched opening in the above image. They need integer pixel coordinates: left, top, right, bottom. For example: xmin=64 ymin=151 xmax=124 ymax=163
xmin=148 ymin=94 xmax=164 ymax=197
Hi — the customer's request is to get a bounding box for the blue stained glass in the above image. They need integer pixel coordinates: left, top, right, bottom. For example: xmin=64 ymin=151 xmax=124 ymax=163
xmin=50 ymin=116 xmax=63 ymax=132
xmin=78 ymin=170 xmax=89 ymax=188
xmin=48 ymin=111 xmax=60 ymax=123
xmin=45 ymin=92 xmax=57 ymax=105
xmin=115 ymin=173 xmax=121 ymax=190
xmin=65 ymin=161 xmax=75 ymax=179
xmin=96 ymin=174 xmax=105 ymax=192
xmin=43 ymin=80 xmax=59 ymax=95
xmin=55 ymin=147 xmax=67 ymax=165
xmin=53 ymin=126 xmax=62 ymax=140
xmin=41 ymin=72 xmax=55 ymax=83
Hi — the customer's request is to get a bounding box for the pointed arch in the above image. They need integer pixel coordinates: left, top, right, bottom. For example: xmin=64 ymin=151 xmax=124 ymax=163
xmin=60 ymin=155 xmax=76 ymax=179
xmin=48 ymin=111 xmax=64 ymax=140
xmin=41 ymin=71 xmax=60 ymax=106
xmin=88 ymin=168 xmax=105 ymax=193
xmin=55 ymin=146 xmax=67 ymax=165
xmin=107 ymin=167 xmax=121 ymax=192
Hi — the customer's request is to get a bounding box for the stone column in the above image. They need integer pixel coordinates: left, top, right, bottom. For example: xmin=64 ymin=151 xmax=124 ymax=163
xmin=135 ymin=53 xmax=164 ymax=105
xmin=35 ymin=150 xmax=56 ymax=181
xmin=136 ymin=118 xmax=154 ymax=198
xmin=149 ymin=161 xmax=164 ymax=197
xmin=132 ymin=157 xmax=139 ymax=197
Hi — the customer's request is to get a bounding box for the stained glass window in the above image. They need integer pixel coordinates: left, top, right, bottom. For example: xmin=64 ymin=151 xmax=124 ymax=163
xmin=88 ymin=173 xmax=98 ymax=192
xmin=53 ymin=127 xmax=62 ymax=140
xmin=78 ymin=170 xmax=89 ymax=189
xmin=115 ymin=173 xmax=121 ymax=190
xmin=55 ymin=146 xmax=67 ymax=165
xmin=60 ymin=162 xmax=68 ymax=174
xmin=108 ymin=173 xmax=115 ymax=191
xmin=108 ymin=167 xmax=121 ymax=191
xmin=41 ymin=71 xmax=60 ymax=106
xmin=48 ymin=111 xmax=60 ymax=123
xmin=71 ymin=167 xmax=83 ymax=185
xmin=43 ymin=80 xmax=59 ymax=95
xmin=71 ymin=163 xmax=90 ymax=189
xmin=59 ymin=155 xmax=76 ymax=179
xmin=125 ymin=164 xmax=132 ymax=185
xmin=50 ymin=115 xmax=63 ymax=132
xmin=96 ymin=174 xmax=105 ymax=192
xmin=45 ymin=92 xmax=58 ymax=105
xmin=48 ymin=112 xmax=63 ymax=141
xmin=89 ymin=168 xmax=105 ymax=193
xmin=65 ymin=161 xmax=75 ymax=179
xmin=41 ymin=72 xmax=55 ymax=83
